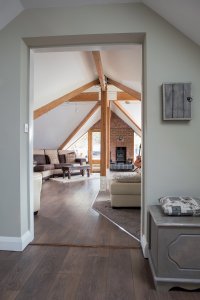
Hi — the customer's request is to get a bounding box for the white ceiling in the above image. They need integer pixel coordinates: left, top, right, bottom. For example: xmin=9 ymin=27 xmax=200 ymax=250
xmin=34 ymin=102 xmax=97 ymax=149
xmin=33 ymin=51 xmax=97 ymax=109
xmin=33 ymin=45 xmax=142 ymax=149
xmin=144 ymin=0 xmax=200 ymax=47
xmin=1 ymin=1 xmax=200 ymax=46
xmin=33 ymin=46 xmax=142 ymax=109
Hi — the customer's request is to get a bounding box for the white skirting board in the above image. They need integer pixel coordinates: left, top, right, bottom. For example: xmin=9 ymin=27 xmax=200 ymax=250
xmin=141 ymin=234 xmax=149 ymax=258
xmin=0 ymin=230 xmax=33 ymax=251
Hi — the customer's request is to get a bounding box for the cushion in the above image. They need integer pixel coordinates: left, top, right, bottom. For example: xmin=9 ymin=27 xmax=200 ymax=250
xmin=111 ymin=181 xmax=141 ymax=195
xmin=33 ymin=154 xmax=46 ymax=165
xmin=159 ymin=196 xmax=200 ymax=216
xmin=44 ymin=150 xmax=59 ymax=164
xmin=75 ymin=158 xmax=87 ymax=165
xmin=65 ymin=152 xmax=76 ymax=163
xmin=33 ymin=149 xmax=45 ymax=155
xmin=114 ymin=173 xmax=141 ymax=183
xmin=57 ymin=150 xmax=69 ymax=155
xmin=58 ymin=154 xmax=66 ymax=164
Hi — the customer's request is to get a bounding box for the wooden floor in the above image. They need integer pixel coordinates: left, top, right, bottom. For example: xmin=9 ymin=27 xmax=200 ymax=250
xmin=33 ymin=177 xmax=139 ymax=248
xmin=0 ymin=177 xmax=200 ymax=299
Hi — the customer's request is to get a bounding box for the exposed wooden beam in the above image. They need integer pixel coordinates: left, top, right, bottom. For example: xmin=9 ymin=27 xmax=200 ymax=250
xmin=107 ymin=78 xmax=141 ymax=100
xmin=107 ymin=101 xmax=111 ymax=168
xmin=34 ymin=79 xmax=99 ymax=119
xmin=117 ymin=92 xmax=137 ymax=101
xmin=113 ymin=101 xmax=141 ymax=136
xmin=92 ymin=51 xmax=106 ymax=91
xmin=69 ymin=91 xmax=138 ymax=102
xmin=69 ymin=92 xmax=99 ymax=102
xmin=100 ymin=88 xmax=108 ymax=176
xmin=58 ymin=102 xmax=100 ymax=150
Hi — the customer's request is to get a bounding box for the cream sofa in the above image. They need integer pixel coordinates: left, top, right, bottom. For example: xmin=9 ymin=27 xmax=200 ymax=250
xmin=110 ymin=173 xmax=141 ymax=207
xmin=33 ymin=172 xmax=42 ymax=214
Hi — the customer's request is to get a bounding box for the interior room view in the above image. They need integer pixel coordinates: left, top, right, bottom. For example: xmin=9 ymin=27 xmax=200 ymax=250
xmin=1 ymin=1 xmax=200 ymax=299
xmin=33 ymin=45 xmax=142 ymax=242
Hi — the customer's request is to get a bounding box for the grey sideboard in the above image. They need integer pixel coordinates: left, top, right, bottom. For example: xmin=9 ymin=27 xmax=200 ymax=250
xmin=148 ymin=205 xmax=200 ymax=291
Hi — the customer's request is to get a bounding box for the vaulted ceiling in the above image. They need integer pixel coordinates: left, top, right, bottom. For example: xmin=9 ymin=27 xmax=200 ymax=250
xmin=1 ymin=0 xmax=200 ymax=46
xmin=33 ymin=45 xmax=142 ymax=149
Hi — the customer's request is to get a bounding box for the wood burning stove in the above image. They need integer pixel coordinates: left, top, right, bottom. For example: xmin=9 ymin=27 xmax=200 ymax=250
xmin=116 ymin=147 xmax=126 ymax=163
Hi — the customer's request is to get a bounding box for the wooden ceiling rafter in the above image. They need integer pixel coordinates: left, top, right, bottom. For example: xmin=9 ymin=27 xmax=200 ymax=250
xmin=34 ymin=79 xmax=99 ymax=119
xmin=69 ymin=92 xmax=99 ymax=102
xmin=107 ymin=77 xmax=141 ymax=101
xmin=68 ymin=91 xmax=139 ymax=102
xmin=117 ymin=91 xmax=138 ymax=101
xmin=113 ymin=100 xmax=141 ymax=136
xmin=58 ymin=102 xmax=100 ymax=150
xmin=92 ymin=51 xmax=106 ymax=91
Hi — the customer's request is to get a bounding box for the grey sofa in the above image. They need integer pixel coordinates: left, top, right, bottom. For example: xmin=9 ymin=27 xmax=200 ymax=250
xmin=34 ymin=149 xmax=86 ymax=179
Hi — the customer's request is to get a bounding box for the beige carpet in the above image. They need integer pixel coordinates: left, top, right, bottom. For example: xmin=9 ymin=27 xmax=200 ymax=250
xmin=92 ymin=190 xmax=141 ymax=241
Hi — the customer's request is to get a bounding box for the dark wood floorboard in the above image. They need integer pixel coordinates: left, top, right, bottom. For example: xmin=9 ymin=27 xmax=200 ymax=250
xmin=0 ymin=246 xmax=199 ymax=300
xmin=0 ymin=178 xmax=199 ymax=299
xmin=33 ymin=178 xmax=140 ymax=247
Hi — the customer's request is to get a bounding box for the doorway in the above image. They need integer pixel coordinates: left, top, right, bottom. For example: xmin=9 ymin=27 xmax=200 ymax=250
xmin=29 ymin=33 xmax=145 ymax=251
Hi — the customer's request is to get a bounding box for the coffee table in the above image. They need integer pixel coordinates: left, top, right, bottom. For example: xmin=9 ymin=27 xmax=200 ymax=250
xmin=62 ymin=165 xmax=91 ymax=179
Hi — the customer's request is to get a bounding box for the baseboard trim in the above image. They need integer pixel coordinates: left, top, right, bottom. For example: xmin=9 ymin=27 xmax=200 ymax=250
xmin=141 ymin=234 xmax=149 ymax=258
xmin=0 ymin=230 xmax=33 ymax=251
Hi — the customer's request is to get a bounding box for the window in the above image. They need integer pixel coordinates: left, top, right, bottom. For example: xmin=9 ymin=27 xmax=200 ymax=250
xmin=68 ymin=133 xmax=88 ymax=158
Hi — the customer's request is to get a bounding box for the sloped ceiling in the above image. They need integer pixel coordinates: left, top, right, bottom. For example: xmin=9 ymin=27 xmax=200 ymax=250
xmin=33 ymin=51 xmax=97 ymax=109
xmin=1 ymin=1 xmax=200 ymax=46
xmin=33 ymin=45 xmax=142 ymax=149
xmin=144 ymin=0 xmax=200 ymax=47
xmin=33 ymin=46 xmax=142 ymax=108
xmin=34 ymin=102 xmax=98 ymax=149
xmin=0 ymin=0 xmax=23 ymax=30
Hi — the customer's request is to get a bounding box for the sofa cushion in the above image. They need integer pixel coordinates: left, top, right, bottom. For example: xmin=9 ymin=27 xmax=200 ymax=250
xmin=34 ymin=154 xmax=46 ymax=165
xmin=34 ymin=164 xmax=55 ymax=172
xmin=58 ymin=150 xmax=68 ymax=155
xmin=58 ymin=154 xmax=66 ymax=164
xmin=75 ymin=158 xmax=87 ymax=165
xmin=114 ymin=173 xmax=141 ymax=183
xmin=34 ymin=149 xmax=45 ymax=155
xmin=65 ymin=152 xmax=76 ymax=163
xmin=111 ymin=181 xmax=141 ymax=195
xmin=58 ymin=150 xmax=77 ymax=163
xmin=45 ymin=150 xmax=59 ymax=164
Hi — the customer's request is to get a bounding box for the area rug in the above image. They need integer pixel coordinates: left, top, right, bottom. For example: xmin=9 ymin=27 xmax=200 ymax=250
xmin=92 ymin=191 xmax=141 ymax=240
xmin=50 ymin=173 xmax=99 ymax=183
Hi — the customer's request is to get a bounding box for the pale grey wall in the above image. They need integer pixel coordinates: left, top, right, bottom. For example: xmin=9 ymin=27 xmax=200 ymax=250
xmin=0 ymin=3 xmax=200 ymax=239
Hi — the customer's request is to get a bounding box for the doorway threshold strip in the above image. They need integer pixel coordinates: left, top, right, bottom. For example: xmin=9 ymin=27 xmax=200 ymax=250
xmin=30 ymin=242 xmax=140 ymax=250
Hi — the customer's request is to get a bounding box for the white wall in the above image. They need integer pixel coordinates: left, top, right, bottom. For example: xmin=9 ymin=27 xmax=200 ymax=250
xmin=0 ymin=3 xmax=200 ymax=250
